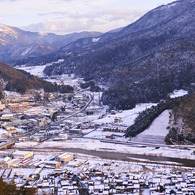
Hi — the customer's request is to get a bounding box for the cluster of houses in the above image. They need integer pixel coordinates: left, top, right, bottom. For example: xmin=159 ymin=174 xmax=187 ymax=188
xmin=0 ymin=92 xmax=59 ymax=139
xmin=0 ymin=87 xmax=126 ymax=143
xmin=0 ymin=82 xmax=194 ymax=194
xmin=0 ymin=150 xmax=74 ymax=169
xmin=0 ymin=149 xmax=195 ymax=194
xmin=103 ymin=124 xmax=128 ymax=133
xmin=0 ymin=89 xmax=87 ymax=142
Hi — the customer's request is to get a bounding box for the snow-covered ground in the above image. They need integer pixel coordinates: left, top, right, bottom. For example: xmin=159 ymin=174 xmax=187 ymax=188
xmin=131 ymin=110 xmax=170 ymax=144
xmin=78 ymin=103 xmax=157 ymax=141
xmin=36 ymin=139 xmax=195 ymax=160
xmin=64 ymin=103 xmax=155 ymax=131
xmin=169 ymin=89 xmax=188 ymax=98
xmin=14 ymin=141 xmax=38 ymax=148
xmin=16 ymin=63 xmax=83 ymax=86
xmin=93 ymin=103 xmax=156 ymax=126
xmin=92 ymin=37 xmax=100 ymax=42
xmin=16 ymin=65 xmax=48 ymax=78
xmin=15 ymin=59 xmax=65 ymax=78
xmin=4 ymin=90 xmax=22 ymax=99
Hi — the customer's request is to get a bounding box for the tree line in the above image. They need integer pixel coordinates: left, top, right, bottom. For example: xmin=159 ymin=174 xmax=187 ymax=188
xmin=125 ymin=96 xmax=188 ymax=138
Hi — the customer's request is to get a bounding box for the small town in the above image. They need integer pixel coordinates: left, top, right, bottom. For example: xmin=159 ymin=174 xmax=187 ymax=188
xmin=0 ymin=68 xmax=193 ymax=195
xmin=0 ymin=0 xmax=194 ymax=194
xmin=0 ymin=149 xmax=195 ymax=195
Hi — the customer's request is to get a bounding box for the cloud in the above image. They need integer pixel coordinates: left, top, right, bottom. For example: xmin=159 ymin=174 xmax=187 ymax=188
xmin=23 ymin=18 xmax=100 ymax=34
xmin=104 ymin=8 xmax=147 ymax=22
xmin=68 ymin=8 xmax=147 ymax=23
xmin=23 ymin=8 xmax=147 ymax=34
xmin=0 ymin=0 xmax=18 ymax=1
xmin=38 ymin=11 xmax=68 ymax=17
xmin=1 ymin=0 xmax=173 ymax=34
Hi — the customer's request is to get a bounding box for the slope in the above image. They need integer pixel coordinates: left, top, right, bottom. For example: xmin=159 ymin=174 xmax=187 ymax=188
xmin=0 ymin=62 xmax=73 ymax=95
xmin=40 ymin=0 xmax=195 ymax=109
xmin=0 ymin=24 xmax=102 ymax=63
xmin=165 ymin=93 xmax=195 ymax=144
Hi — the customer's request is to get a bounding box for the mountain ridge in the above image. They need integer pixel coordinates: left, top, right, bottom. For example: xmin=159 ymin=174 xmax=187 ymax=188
xmin=0 ymin=24 xmax=102 ymax=63
xmin=3 ymin=0 xmax=195 ymax=109
xmin=40 ymin=0 xmax=195 ymax=109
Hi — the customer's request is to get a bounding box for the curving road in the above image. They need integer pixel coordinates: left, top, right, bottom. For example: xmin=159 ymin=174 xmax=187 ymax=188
xmin=54 ymin=92 xmax=93 ymax=126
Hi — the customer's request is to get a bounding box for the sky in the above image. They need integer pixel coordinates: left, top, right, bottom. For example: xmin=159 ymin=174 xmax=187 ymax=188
xmin=0 ymin=0 xmax=175 ymax=35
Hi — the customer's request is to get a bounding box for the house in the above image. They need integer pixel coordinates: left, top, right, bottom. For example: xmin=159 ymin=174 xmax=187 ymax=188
xmin=69 ymin=129 xmax=82 ymax=135
xmin=58 ymin=153 xmax=72 ymax=163
xmin=12 ymin=151 xmax=34 ymax=159
xmin=38 ymin=117 xmax=51 ymax=128
xmin=0 ymin=102 xmax=5 ymax=111
xmin=44 ymin=161 xmax=61 ymax=168
xmin=67 ymin=160 xmax=82 ymax=167
xmin=6 ymin=158 xmax=20 ymax=168
xmin=1 ymin=114 xmax=14 ymax=121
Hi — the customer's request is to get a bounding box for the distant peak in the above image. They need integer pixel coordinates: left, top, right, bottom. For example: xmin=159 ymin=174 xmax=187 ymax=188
xmin=0 ymin=24 xmax=9 ymax=30
xmin=38 ymin=32 xmax=49 ymax=36
xmin=0 ymin=24 xmax=7 ymax=27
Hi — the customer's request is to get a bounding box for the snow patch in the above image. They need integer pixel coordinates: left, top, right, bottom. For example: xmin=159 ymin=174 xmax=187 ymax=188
xmin=169 ymin=89 xmax=188 ymax=98
xmin=54 ymin=59 xmax=64 ymax=64
xmin=166 ymin=2 xmax=178 ymax=8
xmin=20 ymin=45 xmax=33 ymax=56
xmin=38 ymin=32 xmax=48 ymax=36
xmin=16 ymin=59 xmax=65 ymax=78
xmin=92 ymin=37 xmax=100 ymax=42
xmin=16 ymin=65 xmax=47 ymax=78
xmin=157 ymin=1 xmax=178 ymax=11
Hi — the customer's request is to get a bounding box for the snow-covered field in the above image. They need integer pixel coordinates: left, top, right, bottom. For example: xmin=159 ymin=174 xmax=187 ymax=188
xmin=77 ymin=103 xmax=157 ymax=141
xmin=16 ymin=63 xmax=83 ymax=87
xmin=93 ymin=103 xmax=156 ymax=126
xmin=131 ymin=110 xmax=170 ymax=144
xmin=15 ymin=59 xmax=65 ymax=78
xmin=16 ymin=65 xmax=48 ymax=78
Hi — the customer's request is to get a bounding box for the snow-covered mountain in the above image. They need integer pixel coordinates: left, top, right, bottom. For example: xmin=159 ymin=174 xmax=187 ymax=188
xmin=0 ymin=24 xmax=102 ymax=62
xmin=38 ymin=0 xmax=194 ymax=109
xmin=3 ymin=0 xmax=195 ymax=109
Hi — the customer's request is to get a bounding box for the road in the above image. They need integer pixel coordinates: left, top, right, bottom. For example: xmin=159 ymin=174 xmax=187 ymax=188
xmin=41 ymin=91 xmax=93 ymax=140
xmin=10 ymin=91 xmax=93 ymax=140
xmin=50 ymin=92 xmax=93 ymax=126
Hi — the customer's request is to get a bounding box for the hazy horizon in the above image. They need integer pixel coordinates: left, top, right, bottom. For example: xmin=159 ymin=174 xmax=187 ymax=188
xmin=0 ymin=0 xmax=174 ymax=35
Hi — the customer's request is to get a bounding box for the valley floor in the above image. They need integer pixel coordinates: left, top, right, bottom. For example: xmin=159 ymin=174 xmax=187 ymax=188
xmin=1 ymin=65 xmax=193 ymax=195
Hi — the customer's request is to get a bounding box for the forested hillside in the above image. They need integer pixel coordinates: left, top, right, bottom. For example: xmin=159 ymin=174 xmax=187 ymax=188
xmin=41 ymin=0 xmax=195 ymax=109
xmin=0 ymin=62 xmax=73 ymax=96
xmin=165 ymin=93 xmax=195 ymax=144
